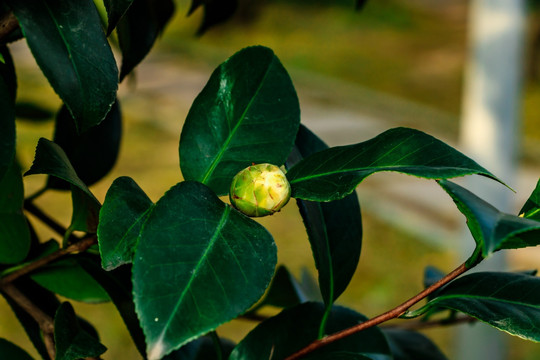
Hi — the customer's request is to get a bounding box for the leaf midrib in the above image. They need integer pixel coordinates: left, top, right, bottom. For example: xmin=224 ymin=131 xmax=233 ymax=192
xmin=43 ymin=1 xmax=85 ymax=112
xmin=200 ymin=60 xmax=274 ymax=185
xmin=433 ymin=294 xmax=540 ymax=308
xmin=156 ymin=205 xmax=231 ymax=343
xmin=288 ymin=165 xmax=483 ymax=184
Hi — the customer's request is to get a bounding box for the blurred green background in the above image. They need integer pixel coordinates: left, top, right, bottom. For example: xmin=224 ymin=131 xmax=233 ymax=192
xmin=4 ymin=0 xmax=540 ymax=358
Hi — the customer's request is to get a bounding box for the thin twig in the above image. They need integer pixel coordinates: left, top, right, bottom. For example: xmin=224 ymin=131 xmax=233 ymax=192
xmin=0 ymin=235 xmax=97 ymax=286
xmin=24 ymin=200 xmax=79 ymax=243
xmin=284 ymin=262 xmax=469 ymax=360
xmin=0 ymin=11 xmax=18 ymax=41
xmin=2 ymin=283 xmax=56 ymax=359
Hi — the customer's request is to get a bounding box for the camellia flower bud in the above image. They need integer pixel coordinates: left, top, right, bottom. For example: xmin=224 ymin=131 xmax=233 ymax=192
xmin=229 ymin=163 xmax=291 ymax=217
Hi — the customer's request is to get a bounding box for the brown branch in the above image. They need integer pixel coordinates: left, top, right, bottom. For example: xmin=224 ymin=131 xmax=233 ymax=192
xmin=0 ymin=235 xmax=97 ymax=286
xmin=2 ymin=283 xmax=56 ymax=359
xmin=284 ymin=262 xmax=469 ymax=360
xmin=0 ymin=235 xmax=98 ymax=359
xmin=0 ymin=11 xmax=18 ymax=42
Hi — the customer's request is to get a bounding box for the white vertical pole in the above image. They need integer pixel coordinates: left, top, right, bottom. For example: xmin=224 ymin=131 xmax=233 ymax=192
xmin=457 ymin=0 xmax=525 ymax=359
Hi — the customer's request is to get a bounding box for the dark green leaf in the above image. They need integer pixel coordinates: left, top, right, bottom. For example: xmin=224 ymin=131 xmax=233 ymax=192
xmin=286 ymin=127 xmax=502 ymax=201
xmin=520 ymin=178 xmax=540 ymax=220
xmin=188 ymin=0 xmax=237 ymax=35
xmin=25 ymin=138 xmax=95 ymax=200
xmin=133 ymin=181 xmax=276 ymax=359
xmin=288 ymin=124 xmax=362 ymax=306
xmin=15 ymin=102 xmax=54 ymax=122
xmin=76 ymin=256 xmax=147 ymax=357
xmin=54 ymin=302 xmax=107 ymax=360
xmin=98 ymin=176 xmax=153 ymax=270
xmin=25 ymin=138 xmax=101 ymax=233
xmin=68 ymin=187 xmax=101 ymax=233
xmin=404 ymin=271 xmax=540 ymax=342
xmin=48 ymin=101 xmax=122 ymax=189
xmin=229 ymin=302 xmax=392 ymax=360
xmin=0 ymin=160 xmax=31 ymax=263
xmin=30 ymin=257 xmax=110 ymax=303
xmin=8 ymin=0 xmax=118 ymax=132
xmin=0 ymin=46 xmax=16 ymax=182
xmin=0 ymin=46 xmax=16 ymax=100
xmin=438 ymin=180 xmax=540 ymax=260
xmin=104 ymin=0 xmax=134 ymax=35
xmin=0 ymin=338 xmax=34 ymax=360
xmin=164 ymin=336 xmax=235 ymax=360
xmin=383 ymin=329 xmax=448 ymax=360
xmin=117 ymin=0 xmax=174 ymax=80
xmin=179 ymin=46 xmax=300 ymax=196
xmin=256 ymin=265 xmax=309 ymax=309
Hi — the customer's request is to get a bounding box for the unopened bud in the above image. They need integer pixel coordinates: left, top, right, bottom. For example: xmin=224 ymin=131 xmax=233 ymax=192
xmin=229 ymin=163 xmax=291 ymax=217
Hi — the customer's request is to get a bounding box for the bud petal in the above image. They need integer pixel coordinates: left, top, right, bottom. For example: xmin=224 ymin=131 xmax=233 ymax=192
xmin=229 ymin=163 xmax=291 ymax=217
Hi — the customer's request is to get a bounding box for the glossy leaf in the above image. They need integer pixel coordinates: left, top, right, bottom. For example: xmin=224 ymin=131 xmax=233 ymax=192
xmin=48 ymin=101 xmax=122 ymax=189
xmin=0 ymin=160 xmax=31 ymax=264
xmin=179 ymin=46 xmax=300 ymax=196
xmin=164 ymin=336 xmax=235 ymax=360
xmin=288 ymin=124 xmax=362 ymax=306
xmin=104 ymin=0 xmax=134 ymax=35
xmin=133 ymin=181 xmax=277 ymax=359
xmin=188 ymin=0 xmax=237 ymax=35
xmin=0 ymin=338 xmax=34 ymax=360
xmin=8 ymin=0 xmax=118 ymax=132
xmin=25 ymin=138 xmax=101 ymax=233
xmin=77 ymin=256 xmax=146 ymax=357
xmin=438 ymin=180 xmax=540 ymax=260
xmin=383 ymin=329 xmax=448 ymax=360
xmin=98 ymin=176 xmax=154 ymax=270
xmin=404 ymin=271 xmax=540 ymax=342
xmin=229 ymin=302 xmax=392 ymax=360
xmin=54 ymin=302 xmax=107 ymax=360
xmin=30 ymin=257 xmax=110 ymax=303
xmin=0 ymin=46 xmax=16 ymax=182
xmin=520 ymin=178 xmax=540 ymax=220
xmin=69 ymin=187 xmax=101 ymax=234
xmin=255 ymin=265 xmax=309 ymax=310
xmin=117 ymin=0 xmax=175 ymax=80
xmin=286 ymin=127 xmax=502 ymax=201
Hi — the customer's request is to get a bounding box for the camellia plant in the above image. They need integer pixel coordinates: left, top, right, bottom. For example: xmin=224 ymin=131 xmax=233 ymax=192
xmin=2 ymin=1 xmax=540 ymax=360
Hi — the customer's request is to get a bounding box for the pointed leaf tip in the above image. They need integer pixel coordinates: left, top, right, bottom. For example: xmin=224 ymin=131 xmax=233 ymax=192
xmin=287 ymin=127 xmax=505 ymax=202
xmin=438 ymin=179 xmax=540 ymax=260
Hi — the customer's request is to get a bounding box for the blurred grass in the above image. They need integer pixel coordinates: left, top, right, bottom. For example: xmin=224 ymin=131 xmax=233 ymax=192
xmin=5 ymin=0 xmax=540 ymax=359
xmin=163 ymin=0 xmax=466 ymax=117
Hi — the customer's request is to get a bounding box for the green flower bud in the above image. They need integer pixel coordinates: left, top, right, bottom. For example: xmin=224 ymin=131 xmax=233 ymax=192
xmin=229 ymin=163 xmax=291 ymax=217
